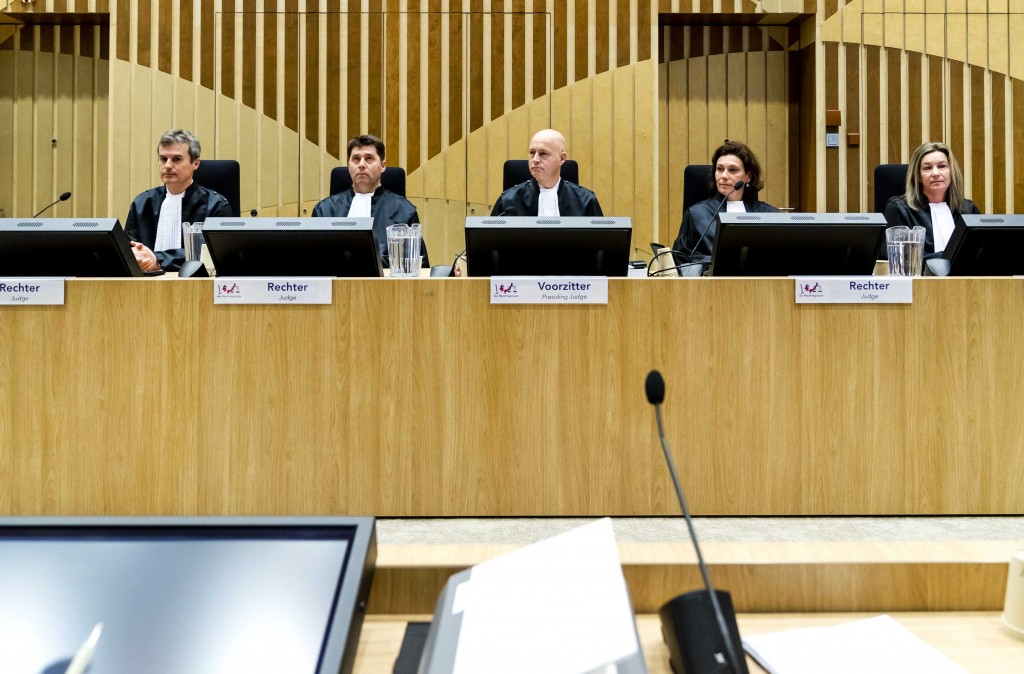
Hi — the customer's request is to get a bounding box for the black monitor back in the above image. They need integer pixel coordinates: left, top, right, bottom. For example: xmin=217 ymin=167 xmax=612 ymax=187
xmin=710 ymin=212 xmax=887 ymax=276
xmin=203 ymin=216 xmax=383 ymax=277
xmin=943 ymin=214 xmax=1024 ymax=276
xmin=464 ymin=216 xmax=632 ymax=277
xmin=0 ymin=218 xmax=142 ymax=277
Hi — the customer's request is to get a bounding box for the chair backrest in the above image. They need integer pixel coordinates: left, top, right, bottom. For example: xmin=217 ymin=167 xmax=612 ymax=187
xmin=330 ymin=166 xmax=406 ymax=197
xmin=874 ymin=164 xmax=909 ymax=213
xmin=682 ymin=165 xmax=716 ymax=213
xmin=682 ymin=164 xmax=760 ymax=213
xmin=502 ymin=159 xmax=580 ymax=191
xmin=193 ymin=159 xmax=241 ymax=217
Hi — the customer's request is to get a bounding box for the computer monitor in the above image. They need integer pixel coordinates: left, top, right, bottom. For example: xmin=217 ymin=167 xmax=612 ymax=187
xmin=709 ymin=212 xmax=887 ymax=276
xmin=0 ymin=516 xmax=376 ymax=674
xmin=0 ymin=218 xmax=143 ymax=277
xmin=464 ymin=216 xmax=632 ymax=277
xmin=203 ymin=217 xmax=383 ymax=277
xmin=942 ymin=214 xmax=1024 ymax=276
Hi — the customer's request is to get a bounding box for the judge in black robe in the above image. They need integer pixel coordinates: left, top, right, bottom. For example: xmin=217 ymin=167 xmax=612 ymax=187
xmin=882 ymin=142 xmax=979 ymax=257
xmin=672 ymin=195 xmax=777 ymax=264
xmin=490 ymin=178 xmax=603 ymax=217
xmin=124 ymin=182 xmax=231 ymax=271
xmin=883 ymin=197 xmax=979 ymax=256
xmin=311 ymin=133 xmax=428 ymax=268
xmin=672 ymin=140 xmax=777 ymax=267
xmin=490 ymin=128 xmax=603 ymax=217
xmin=312 ymin=186 xmax=428 ymax=267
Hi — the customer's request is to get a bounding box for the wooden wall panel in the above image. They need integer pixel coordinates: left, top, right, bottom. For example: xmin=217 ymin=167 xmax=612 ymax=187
xmin=5 ymin=2 xmax=1024 ymax=265
xmin=1016 ymin=79 xmax=1024 ymax=215
xmin=845 ymin=43 xmax=860 ymax=210
xmin=825 ymin=41 xmax=838 ymax=212
xmin=841 ymin=5 xmax=1023 ymax=215
xmin=660 ymin=21 xmax=798 ymax=219
xmin=0 ymin=25 xmax=110 ymax=220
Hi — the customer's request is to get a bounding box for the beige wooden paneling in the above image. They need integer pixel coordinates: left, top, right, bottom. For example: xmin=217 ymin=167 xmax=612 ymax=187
xmin=3 ymin=278 xmax=1024 ymax=517
xmin=824 ymin=5 xmax=1024 ymax=215
xmin=5 ymin=3 xmax=1024 ymax=258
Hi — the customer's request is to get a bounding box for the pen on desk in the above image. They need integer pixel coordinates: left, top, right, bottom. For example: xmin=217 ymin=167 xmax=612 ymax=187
xmin=64 ymin=622 xmax=103 ymax=674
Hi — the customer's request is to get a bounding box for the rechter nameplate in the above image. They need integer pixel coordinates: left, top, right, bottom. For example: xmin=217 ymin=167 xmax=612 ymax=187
xmin=794 ymin=276 xmax=912 ymax=304
xmin=0 ymin=278 xmax=64 ymax=305
xmin=490 ymin=276 xmax=608 ymax=304
xmin=213 ymin=277 xmax=333 ymax=304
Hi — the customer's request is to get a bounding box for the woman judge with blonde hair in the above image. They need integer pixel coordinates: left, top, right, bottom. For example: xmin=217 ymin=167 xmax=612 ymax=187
xmin=883 ymin=142 xmax=979 ymax=256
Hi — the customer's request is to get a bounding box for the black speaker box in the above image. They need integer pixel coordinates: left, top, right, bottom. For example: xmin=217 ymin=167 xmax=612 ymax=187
xmin=659 ymin=589 xmax=749 ymax=674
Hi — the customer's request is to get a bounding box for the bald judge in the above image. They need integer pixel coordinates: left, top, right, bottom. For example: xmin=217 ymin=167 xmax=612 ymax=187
xmin=490 ymin=129 xmax=603 ymax=217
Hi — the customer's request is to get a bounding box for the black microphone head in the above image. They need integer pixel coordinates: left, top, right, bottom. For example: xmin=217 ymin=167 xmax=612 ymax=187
xmin=732 ymin=181 xmax=745 ymax=191
xmin=645 ymin=370 xmax=665 ymax=405
xmin=59 ymin=191 xmax=72 ymax=201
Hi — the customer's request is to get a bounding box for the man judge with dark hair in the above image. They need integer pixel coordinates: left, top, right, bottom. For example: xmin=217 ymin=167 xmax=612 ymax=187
xmin=312 ymin=134 xmax=429 ymax=267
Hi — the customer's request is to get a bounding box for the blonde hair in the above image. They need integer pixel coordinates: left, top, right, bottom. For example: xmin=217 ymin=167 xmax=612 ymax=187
xmin=904 ymin=142 xmax=966 ymax=213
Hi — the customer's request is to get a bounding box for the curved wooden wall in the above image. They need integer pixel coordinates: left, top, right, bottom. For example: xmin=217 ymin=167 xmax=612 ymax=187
xmin=1 ymin=1 xmax=1022 ymax=260
xmin=820 ymin=2 xmax=1024 ymax=215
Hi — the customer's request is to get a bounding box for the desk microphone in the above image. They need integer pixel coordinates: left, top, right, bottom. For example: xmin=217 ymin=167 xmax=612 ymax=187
xmin=645 ymin=370 xmax=747 ymax=674
xmin=679 ymin=181 xmax=745 ymax=265
xmin=32 ymin=191 xmax=72 ymax=218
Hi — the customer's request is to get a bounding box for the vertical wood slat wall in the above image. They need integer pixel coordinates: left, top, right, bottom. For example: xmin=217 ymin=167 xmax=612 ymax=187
xmin=824 ymin=3 xmax=1024 ymax=214
xmin=2 ymin=2 xmax=1023 ymax=262
xmin=658 ymin=24 xmax=799 ymax=236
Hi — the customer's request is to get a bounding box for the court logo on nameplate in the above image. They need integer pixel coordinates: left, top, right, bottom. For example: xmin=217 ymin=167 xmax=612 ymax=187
xmin=0 ymin=278 xmax=64 ymax=306
xmin=490 ymin=276 xmax=608 ymax=305
xmin=794 ymin=277 xmax=912 ymax=304
xmin=213 ymin=277 xmax=333 ymax=305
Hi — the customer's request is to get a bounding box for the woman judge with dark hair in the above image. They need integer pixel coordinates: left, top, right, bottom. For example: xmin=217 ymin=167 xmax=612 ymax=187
xmin=883 ymin=141 xmax=979 ymax=256
xmin=672 ymin=140 xmax=777 ymax=264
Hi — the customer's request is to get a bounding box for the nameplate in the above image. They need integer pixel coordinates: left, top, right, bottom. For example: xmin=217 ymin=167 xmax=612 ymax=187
xmin=213 ymin=277 xmax=333 ymax=305
xmin=490 ymin=276 xmax=608 ymax=305
xmin=794 ymin=277 xmax=912 ymax=304
xmin=0 ymin=278 xmax=64 ymax=305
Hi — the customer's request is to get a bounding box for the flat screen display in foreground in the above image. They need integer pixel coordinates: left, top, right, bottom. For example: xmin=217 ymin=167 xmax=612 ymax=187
xmin=943 ymin=214 xmax=1024 ymax=276
xmin=204 ymin=217 xmax=383 ymax=277
xmin=0 ymin=516 xmax=376 ymax=674
xmin=0 ymin=218 xmax=142 ymax=277
xmin=465 ymin=216 xmax=632 ymax=277
xmin=709 ymin=212 xmax=887 ymax=277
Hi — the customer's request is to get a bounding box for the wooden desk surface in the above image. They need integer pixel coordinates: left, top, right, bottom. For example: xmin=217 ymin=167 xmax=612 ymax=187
xmin=2 ymin=277 xmax=1023 ymax=516
xmin=353 ymin=612 xmax=1024 ymax=673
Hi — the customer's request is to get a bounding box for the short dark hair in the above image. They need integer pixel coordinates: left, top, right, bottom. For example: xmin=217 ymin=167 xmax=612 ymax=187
xmin=347 ymin=134 xmax=386 ymax=161
xmin=709 ymin=139 xmax=765 ymax=193
xmin=158 ymin=129 xmax=201 ymax=162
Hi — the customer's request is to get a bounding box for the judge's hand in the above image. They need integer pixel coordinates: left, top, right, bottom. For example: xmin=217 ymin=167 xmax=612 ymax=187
xmin=130 ymin=241 xmax=159 ymax=271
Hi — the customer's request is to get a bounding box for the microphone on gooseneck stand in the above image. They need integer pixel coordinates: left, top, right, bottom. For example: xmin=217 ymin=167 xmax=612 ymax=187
xmin=680 ymin=180 xmax=746 ymax=266
xmin=32 ymin=191 xmax=72 ymax=218
xmin=645 ymin=370 xmax=748 ymax=674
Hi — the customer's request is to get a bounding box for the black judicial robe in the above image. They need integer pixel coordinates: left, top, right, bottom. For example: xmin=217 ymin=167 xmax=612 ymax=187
xmin=311 ymin=186 xmax=428 ymax=267
xmin=124 ymin=182 xmax=232 ymax=271
xmin=490 ymin=178 xmax=603 ymax=217
xmin=672 ymin=196 xmax=778 ymax=264
xmin=883 ymin=195 xmax=980 ymax=256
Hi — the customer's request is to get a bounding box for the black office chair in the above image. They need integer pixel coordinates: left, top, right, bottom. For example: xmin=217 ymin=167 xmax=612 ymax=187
xmin=502 ymin=159 xmax=579 ymax=191
xmin=193 ymin=159 xmax=241 ymax=217
xmin=681 ymin=164 xmax=761 ymax=213
xmin=330 ymin=166 xmax=406 ymax=197
xmin=874 ymin=164 xmax=908 ymax=213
